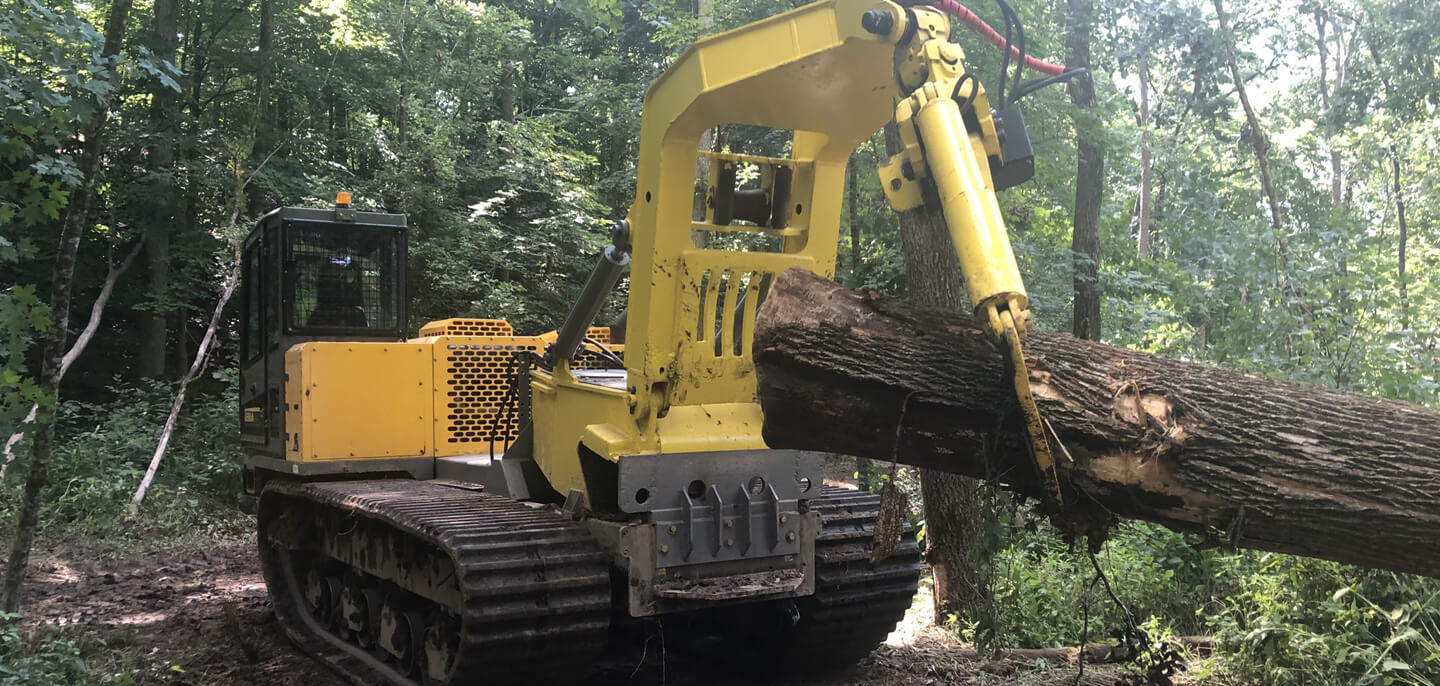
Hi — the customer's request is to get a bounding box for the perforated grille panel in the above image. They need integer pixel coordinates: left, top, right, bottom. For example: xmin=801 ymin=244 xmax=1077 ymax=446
xmin=535 ymin=326 xmax=612 ymax=345
xmin=420 ymin=318 xmax=514 ymax=337
xmin=432 ymin=325 xmax=623 ymax=457
xmin=439 ymin=341 xmax=537 ymax=448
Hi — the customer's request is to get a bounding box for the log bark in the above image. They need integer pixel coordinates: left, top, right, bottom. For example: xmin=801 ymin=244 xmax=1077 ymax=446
xmin=753 ymin=269 xmax=1440 ymax=578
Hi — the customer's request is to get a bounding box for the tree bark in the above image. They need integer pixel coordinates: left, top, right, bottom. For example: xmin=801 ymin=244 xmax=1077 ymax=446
xmin=847 ymin=153 xmax=861 ymax=284
xmin=1391 ymin=149 xmax=1408 ymax=330
xmin=1066 ymin=0 xmax=1103 ymax=341
xmin=753 ymin=268 xmax=1440 ymax=579
xmin=2 ymin=0 xmax=135 ymax=613
xmin=138 ymin=0 xmax=181 ymax=378
xmin=883 ymin=124 xmax=992 ymax=628
xmin=1135 ymin=58 xmax=1153 ymax=259
xmin=845 ymin=152 xmax=873 ymax=487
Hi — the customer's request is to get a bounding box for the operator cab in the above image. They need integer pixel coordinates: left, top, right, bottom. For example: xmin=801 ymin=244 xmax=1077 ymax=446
xmin=239 ymin=195 xmax=407 ymax=457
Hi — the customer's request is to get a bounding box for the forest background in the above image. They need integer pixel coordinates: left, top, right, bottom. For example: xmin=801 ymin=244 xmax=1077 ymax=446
xmin=2 ymin=0 xmax=1438 ymax=682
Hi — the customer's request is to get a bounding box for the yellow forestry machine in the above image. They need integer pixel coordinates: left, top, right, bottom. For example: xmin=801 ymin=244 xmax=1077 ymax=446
xmin=239 ymin=1 xmax=1081 ymax=682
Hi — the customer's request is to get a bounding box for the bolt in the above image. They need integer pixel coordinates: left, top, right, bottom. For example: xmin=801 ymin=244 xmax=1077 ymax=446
xmin=890 ymin=178 xmax=902 ymax=191
xmin=725 ymin=538 xmax=734 ymax=548
xmin=861 ymin=9 xmax=893 ymax=35
xmin=659 ymin=544 xmax=670 ymax=554
xmin=667 ymin=525 xmax=678 ymax=535
xmin=786 ymin=531 xmax=797 ymax=542
xmin=724 ymin=520 xmax=733 ymax=529
xmin=779 ymin=514 xmax=788 ymax=524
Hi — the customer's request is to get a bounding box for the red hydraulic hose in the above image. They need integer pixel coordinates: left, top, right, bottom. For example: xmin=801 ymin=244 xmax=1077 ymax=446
xmin=929 ymin=0 xmax=1066 ymax=76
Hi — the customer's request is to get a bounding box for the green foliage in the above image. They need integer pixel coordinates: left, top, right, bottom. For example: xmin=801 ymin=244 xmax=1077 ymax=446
xmin=0 ymin=237 xmax=48 ymax=440
xmin=0 ymin=613 xmax=91 ymax=685
xmin=981 ymin=522 xmax=1218 ymax=649
xmin=1 ymin=377 xmax=249 ymax=548
xmin=0 ymin=0 xmax=109 ymax=227
xmin=1208 ymin=554 xmax=1440 ymax=685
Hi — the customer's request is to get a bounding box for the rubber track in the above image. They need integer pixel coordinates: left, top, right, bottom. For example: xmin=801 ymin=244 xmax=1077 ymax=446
xmin=702 ymin=486 xmax=922 ymax=673
xmin=257 ymin=480 xmax=611 ymax=686
xmin=793 ymin=486 xmax=924 ymax=668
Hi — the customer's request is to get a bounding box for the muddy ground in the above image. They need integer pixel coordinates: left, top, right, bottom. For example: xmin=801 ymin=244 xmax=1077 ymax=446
xmin=15 ymin=537 xmax=1132 ymax=686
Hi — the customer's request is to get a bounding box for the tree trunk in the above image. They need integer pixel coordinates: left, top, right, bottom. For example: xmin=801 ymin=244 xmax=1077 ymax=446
xmin=2 ymin=0 xmax=135 ymax=613
xmin=753 ymin=268 xmax=1440 ymax=579
xmin=131 ymin=249 xmax=242 ymax=511
xmin=138 ymin=0 xmax=181 ymax=378
xmin=847 ymin=154 xmax=861 ymax=283
xmin=883 ymin=123 xmax=992 ymax=628
xmin=1391 ymin=149 xmax=1408 ymax=329
xmin=1066 ymin=0 xmax=1103 ymax=341
xmin=845 ymin=152 xmax=873 ymax=487
xmin=1315 ymin=10 xmax=1342 ymax=209
xmin=256 ymin=0 xmax=273 ymax=127
xmin=1135 ymin=58 xmax=1153 ymax=259
xmin=688 ymin=0 xmax=713 ymax=246
xmin=2 ymin=240 xmax=143 ymax=477
xmin=1213 ymin=0 xmax=1285 ymax=249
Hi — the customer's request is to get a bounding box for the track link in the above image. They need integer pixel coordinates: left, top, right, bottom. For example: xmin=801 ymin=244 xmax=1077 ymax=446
xmin=257 ymin=480 xmax=610 ymax=686
xmin=683 ymin=486 xmax=922 ymax=674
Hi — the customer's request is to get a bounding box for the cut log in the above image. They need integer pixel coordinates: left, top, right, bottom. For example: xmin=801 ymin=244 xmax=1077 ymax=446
xmin=753 ymin=268 xmax=1440 ymax=578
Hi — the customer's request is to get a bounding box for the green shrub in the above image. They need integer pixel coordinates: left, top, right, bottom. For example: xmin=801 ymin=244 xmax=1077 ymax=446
xmin=0 ymin=612 xmax=90 ymax=685
xmin=1 ymin=373 xmax=250 ymax=547
xmin=982 ymin=521 xmax=1219 ymax=650
xmin=1207 ymin=552 xmax=1440 ymax=685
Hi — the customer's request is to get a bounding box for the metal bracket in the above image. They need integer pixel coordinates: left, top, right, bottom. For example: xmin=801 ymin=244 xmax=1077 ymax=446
xmin=617 ymin=450 xmax=822 ymax=568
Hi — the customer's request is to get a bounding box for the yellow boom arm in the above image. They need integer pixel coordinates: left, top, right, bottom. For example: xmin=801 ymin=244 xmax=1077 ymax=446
xmin=878 ymin=6 xmax=1063 ymax=508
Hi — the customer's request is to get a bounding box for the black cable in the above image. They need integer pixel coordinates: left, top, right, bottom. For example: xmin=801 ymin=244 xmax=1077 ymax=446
xmin=488 ymin=353 xmax=520 ymax=459
xmin=993 ymin=0 xmax=1025 ymax=106
xmin=951 ymin=72 xmax=979 ymax=114
xmin=1012 ymin=67 xmax=1089 ymax=102
xmin=995 ymin=1 xmax=1013 ymax=109
xmin=488 ymin=350 xmax=546 ymax=456
xmin=582 ymin=337 xmax=626 ymax=368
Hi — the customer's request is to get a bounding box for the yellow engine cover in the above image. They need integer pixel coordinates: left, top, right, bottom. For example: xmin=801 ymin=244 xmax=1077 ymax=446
xmin=284 ymin=342 xmax=434 ymax=461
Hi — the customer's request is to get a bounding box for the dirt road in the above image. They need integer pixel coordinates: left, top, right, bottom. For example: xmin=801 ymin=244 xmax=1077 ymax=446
xmin=18 ymin=540 xmax=1120 ymax=685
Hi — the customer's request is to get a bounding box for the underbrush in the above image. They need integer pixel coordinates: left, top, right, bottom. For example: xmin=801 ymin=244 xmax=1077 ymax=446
xmin=984 ymin=520 xmax=1221 ymax=650
xmin=0 ymin=617 xmax=166 ymax=686
xmin=1 ymin=375 xmax=251 ymax=552
xmin=1206 ymin=553 xmax=1440 ymax=685
xmin=0 ymin=613 xmax=93 ymax=685
xmin=958 ymin=515 xmax=1440 ymax=684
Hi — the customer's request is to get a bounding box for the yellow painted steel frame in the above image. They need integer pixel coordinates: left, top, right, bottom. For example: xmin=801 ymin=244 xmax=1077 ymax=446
xmin=529 ymin=0 xmax=911 ymax=499
xmin=884 ymin=9 xmax=1061 ymax=507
